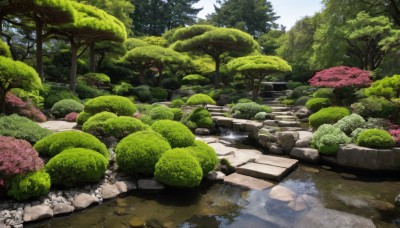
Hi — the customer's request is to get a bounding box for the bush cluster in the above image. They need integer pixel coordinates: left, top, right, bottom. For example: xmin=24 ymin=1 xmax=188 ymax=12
xmin=185 ymin=107 xmax=213 ymax=129
xmin=333 ymin=114 xmax=366 ymax=135
xmin=76 ymin=111 xmax=93 ymax=125
xmin=78 ymin=73 xmax=110 ymax=88
xmin=309 ymin=107 xmax=351 ymax=128
xmin=5 ymin=93 xmax=47 ymax=122
xmin=254 ymin=112 xmax=268 ymax=120
xmin=231 ymin=102 xmax=272 ymax=119
xmin=6 ymin=170 xmax=50 ymax=201
xmin=0 ymin=114 xmax=52 ymax=144
xmin=294 ymin=96 xmax=311 ymax=106
xmin=76 ymin=83 xmax=106 ymax=99
xmin=150 ymin=87 xmax=168 ymax=101
xmin=311 ymin=124 xmax=351 ymax=155
xmin=149 ymin=106 xmax=174 ymax=120
xmin=131 ymin=85 xmax=152 ymax=102
xmin=151 ymin=120 xmax=195 ymax=148
xmin=44 ymin=87 xmax=80 ymax=108
xmin=34 ymin=131 xmax=109 ymax=158
xmin=170 ymin=108 xmax=184 ymax=121
xmin=84 ymin=95 xmax=136 ymax=116
xmin=154 ymin=148 xmax=203 ymax=188
xmin=306 ymin=98 xmax=332 ymax=113
xmin=82 ymin=111 xmax=118 ymax=135
xmin=115 ymin=131 xmax=171 ymax=175
xmin=313 ymin=88 xmax=335 ymax=99
xmin=186 ymin=94 xmax=216 ymax=106
xmin=113 ymin=82 xmax=134 ymax=96
xmin=351 ymin=96 xmax=397 ymax=119
xmin=170 ymin=99 xmax=185 ymax=108
xmin=103 ymin=116 xmax=147 ymax=139
xmin=51 ymin=99 xmax=84 ymax=118
xmin=357 ymin=129 xmax=395 ymax=149
xmin=45 ymin=148 xmax=108 ymax=188
xmin=65 ymin=112 xmax=79 ymax=122
xmin=188 ymin=140 xmax=218 ymax=175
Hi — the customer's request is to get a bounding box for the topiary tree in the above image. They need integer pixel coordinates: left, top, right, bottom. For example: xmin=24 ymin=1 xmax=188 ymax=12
xmin=309 ymin=107 xmax=351 ymax=128
xmin=0 ymin=56 xmax=42 ymax=113
xmin=182 ymin=74 xmax=209 ymax=85
xmin=78 ymin=73 xmax=111 ymax=88
xmin=51 ymin=99 xmax=84 ymax=118
xmin=172 ymin=27 xmax=259 ymax=88
xmin=151 ymin=120 xmax=195 ymax=148
xmin=227 ymin=55 xmax=292 ymax=100
xmin=84 ymin=95 xmax=136 ymax=116
xmin=186 ymin=94 xmax=216 ymax=108
xmin=308 ymin=66 xmax=372 ymax=104
xmin=82 ymin=111 xmax=118 ymax=135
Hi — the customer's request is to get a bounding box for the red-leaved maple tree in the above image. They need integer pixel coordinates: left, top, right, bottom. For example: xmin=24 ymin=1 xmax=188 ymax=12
xmin=309 ymin=66 xmax=372 ymax=88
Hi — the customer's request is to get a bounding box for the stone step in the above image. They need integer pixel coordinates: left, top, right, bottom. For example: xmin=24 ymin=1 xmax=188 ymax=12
xmin=274 ymin=115 xmax=297 ymax=121
xmin=236 ymin=162 xmax=288 ymax=181
xmin=224 ymin=173 xmax=275 ymax=191
xmin=208 ymin=142 xmax=237 ymax=156
xmin=277 ymin=120 xmax=301 ymax=127
xmin=271 ymin=106 xmax=291 ymax=112
xmin=210 ymin=112 xmax=225 ymax=117
xmin=255 ymin=155 xmax=298 ymax=170
xmin=271 ymin=111 xmax=293 ymax=116
xmin=263 ymin=103 xmax=285 ymax=107
xmin=208 ymin=107 xmax=224 ymax=112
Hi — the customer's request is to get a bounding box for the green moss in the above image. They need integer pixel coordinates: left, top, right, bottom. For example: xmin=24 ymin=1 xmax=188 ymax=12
xmin=6 ymin=170 xmax=50 ymax=201
xmin=357 ymin=129 xmax=395 ymax=149
xmin=51 ymin=99 xmax=84 ymax=118
xmin=103 ymin=116 xmax=147 ymax=139
xmin=306 ymin=98 xmax=332 ymax=113
xmin=45 ymin=148 xmax=108 ymax=188
xmin=115 ymin=131 xmax=171 ymax=175
xmin=154 ymin=148 xmax=203 ymax=188
xmin=82 ymin=111 xmax=118 ymax=135
xmin=309 ymin=107 xmax=351 ymax=128
xmin=34 ymin=130 xmax=109 ymax=158
xmin=0 ymin=40 xmax=11 ymax=58
xmin=84 ymin=95 xmax=136 ymax=116
xmin=151 ymin=120 xmax=195 ymax=148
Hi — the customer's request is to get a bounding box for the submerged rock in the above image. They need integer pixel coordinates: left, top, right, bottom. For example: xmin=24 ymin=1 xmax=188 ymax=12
xmin=268 ymin=185 xmax=296 ymax=203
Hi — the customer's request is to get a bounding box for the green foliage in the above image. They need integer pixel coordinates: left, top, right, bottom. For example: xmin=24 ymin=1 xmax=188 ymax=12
xmin=237 ymin=98 xmax=253 ymax=103
xmin=186 ymin=107 xmax=213 ymax=129
xmin=44 ymin=87 xmax=80 ymax=108
xmin=357 ymin=129 xmax=395 ymax=149
xmin=112 ymin=82 xmax=134 ymax=96
xmin=364 ymin=75 xmax=400 ymax=99
xmin=151 ymin=120 xmax=195 ymax=148
xmin=142 ymin=36 xmax=168 ymax=47
xmin=170 ymin=99 xmax=185 ymax=108
xmin=313 ymin=88 xmax=335 ymax=99
xmin=291 ymin=85 xmax=312 ymax=99
xmin=231 ymin=102 xmax=272 ymax=119
xmin=351 ymin=96 xmax=397 ymax=119
xmin=0 ymin=40 xmax=11 ymax=58
xmin=82 ymin=111 xmax=118 ymax=135
xmin=311 ymin=124 xmax=351 ymax=155
xmin=138 ymin=114 xmax=156 ymax=126
xmin=0 ymin=114 xmax=52 ymax=144
xmin=171 ymin=25 xmax=216 ymax=42
xmin=287 ymin=80 xmax=304 ymax=90
xmin=76 ymin=111 xmax=93 ymax=125
xmin=182 ymin=74 xmax=209 ymax=85
xmin=254 ymin=112 xmax=268 ymax=120
xmin=6 ymin=170 xmax=50 ymax=201
xmin=51 ymin=99 xmax=84 ymax=118
xmin=295 ymin=96 xmax=311 ymax=106
xmin=149 ymin=106 xmax=175 ymax=120
xmin=170 ymin=108 xmax=183 ymax=121
xmin=309 ymin=107 xmax=351 ymax=128
xmin=333 ymin=114 xmax=366 ymax=135
xmin=115 ymin=131 xmax=171 ymax=175
xmin=186 ymin=94 xmax=216 ymax=106
xmin=84 ymin=95 xmax=136 ymax=116
xmin=150 ymin=87 xmax=168 ymax=101
xmin=188 ymin=140 xmax=218 ymax=175
xmin=76 ymin=83 xmax=106 ymax=99
xmin=45 ymin=148 xmax=108 ymax=188
xmin=135 ymin=103 xmax=153 ymax=114
xmin=306 ymin=98 xmax=332 ymax=112
xmin=154 ymin=148 xmax=203 ymax=188
xmin=34 ymin=130 xmax=109 ymax=158
xmin=131 ymin=85 xmax=152 ymax=102
xmin=103 ymin=116 xmax=147 ymax=139
xmin=281 ymin=99 xmax=295 ymax=106
xmin=78 ymin=73 xmax=111 ymax=88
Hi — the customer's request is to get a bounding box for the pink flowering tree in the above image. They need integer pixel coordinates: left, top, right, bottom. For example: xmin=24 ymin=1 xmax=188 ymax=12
xmin=309 ymin=66 xmax=372 ymax=105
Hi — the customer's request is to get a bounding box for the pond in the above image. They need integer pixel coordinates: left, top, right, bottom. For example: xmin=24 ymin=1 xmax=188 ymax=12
xmin=27 ymin=133 xmax=400 ymax=228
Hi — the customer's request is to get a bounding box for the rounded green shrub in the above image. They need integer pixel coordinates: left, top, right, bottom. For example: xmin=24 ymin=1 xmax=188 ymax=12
xmin=76 ymin=83 xmax=106 ymax=99
xmin=103 ymin=116 xmax=147 ymax=139
xmin=333 ymin=114 xmax=365 ymax=135
xmin=281 ymin=99 xmax=295 ymax=105
xmin=139 ymin=114 xmax=156 ymax=126
xmin=231 ymin=102 xmax=272 ymax=119
xmin=82 ymin=111 xmax=118 ymax=135
xmin=154 ymin=148 xmax=203 ymax=188
xmin=237 ymin=98 xmax=253 ymax=103
xmin=187 ymin=107 xmax=213 ymax=129
xmin=254 ymin=112 xmax=267 ymax=120
xmin=309 ymin=107 xmax=351 ymax=128
xmin=189 ymin=140 xmax=218 ymax=175
xmin=291 ymin=85 xmax=312 ymax=99
xmin=170 ymin=99 xmax=185 ymax=108
xmin=306 ymin=98 xmax=332 ymax=112
xmin=357 ymin=129 xmax=395 ymax=149
xmin=170 ymin=108 xmax=183 ymax=121
xmin=6 ymin=170 xmax=50 ymax=201
xmin=131 ymin=85 xmax=152 ymax=102
xmin=186 ymin=94 xmax=216 ymax=106
xmin=45 ymin=148 xmax=108 ymax=188
xmin=313 ymin=88 xmax=334 ymax=99
xmin=34 ymin=130 xmax=109 ymax=158
xmin=112 ymin=82 xmax=134 ymax=96
xmin=351 ymin=96 xmax=397 ymax=119
xmin=44 ymin=88 xmax=80 ymax=108
xmin=151 ymin=120 xmax=195 ymax=148
xmin=76 ymin=111 xmax=93 ymax=125
xmin=149 ymin=106 xmax=174 ymax=120
xmin=294 ymin=96 xmax=311 ymax=106
xmin=150 ymin=87 xmax=168 ymax=101
xmin=311 ymin=124 xmax=351 ymax=155
xmin=115 ymin=131 xmax=171 ymax=175
xmin=0 ymin=114 xmax=52 ymax=144
xmin=78 ymin=73 xmax=110 ymax=87
xmin=51 ymin=99 xmax=84 ymax=118
xmin=84 ymin=95 xmax=136 ymax=116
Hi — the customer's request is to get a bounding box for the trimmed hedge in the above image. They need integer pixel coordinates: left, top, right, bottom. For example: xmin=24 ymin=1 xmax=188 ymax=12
xmin=231 ymin=102 xmax=272 ymax=119
xmin=170 ymin=108 xmax=184 ymax=121
xmin=45 ymin=148 xmax=108 ymax=188
xmin=115 ymin=131 xmax=171 ymax=175
xmin=82 ymin=111 xmax=118 ymax=135
xmin=151 ymin=120 xmax=195 ymax=148
xmin=149 ymin=106 xmax=174 ymax=120
xmin=357 ymin=129 xmax=395 ymax=149
xmin=186 ymin=94 xmax=216 ymax=106
xmin=306 ymin=98 xmax=332 ymax=113
xmin=170 ymin=99 xmax=185 ymax=108
xmin=51 ymin=99 xmax=84 ymax=118
xmin=76 ymin=111 xmax=93 ymax=125
xmin=189 ymin=140 xmax=218 ymax=175
xmin=103 ymin=116 xmax=147 ymax=139
xmin=0 ymin=114 xmax=52 ymax=144
xmin=154 ymin=148 xmax=203 ymax=188
xmin=34 ymin=131 xmax=109 ymax=158
xmin=6 ymin=170 xmax=50 ymax=201
xmin=84 ymin=95 xmax=136 ymax=116
xmin=187 ymin=107 xmax=213 ymax=129
xmin=309 ymin=107 xmax=351 ymax=128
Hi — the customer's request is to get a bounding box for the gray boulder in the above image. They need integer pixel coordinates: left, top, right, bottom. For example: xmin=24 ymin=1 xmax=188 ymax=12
xmin=23 ymin=205 xmax=53 ymax=222
xmin=72 ymin=193 xmax=97 ymax=210
xmin=290 ymin=147 xmax=320 ymax=164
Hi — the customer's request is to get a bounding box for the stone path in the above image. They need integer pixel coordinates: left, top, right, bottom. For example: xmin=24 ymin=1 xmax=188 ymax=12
xmin=38 ymin=121 xmax=78 ymax=132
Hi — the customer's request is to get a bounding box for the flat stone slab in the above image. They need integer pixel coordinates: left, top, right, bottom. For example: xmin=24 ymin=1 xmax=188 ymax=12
xmin=224 ymin=173 xmax=274 ymax=190
xmin=271 ymin=107 xmax=290 ymax=112
xmin=277 ymin=120 xmax=300 ymax=127
xmin=212 ymin=116 xmax=234 ymax=127
xmin=272 ymin=111 xmax=293 ymax=116
xmin=209 ymin=112 xmax=225 ymax=117
xmin=236 ymin=162 xmax=288 ymax=180
xmin=208 ymin=143 xmax=237 ymax=156
xmin=255 ymin=155 xmax=298 ymax=169
xmin=274 ymin=115 xmax=296 ymax=121
xmin=24 ymin=205 xmax=53 ymax=222
xmin=38 ymin=121 xmax=78 ymax=132
xmin=222 ymin=149 xmax=263 ymax=167
xmin=290 ymin=147 xmax=320 ymax=164
xmin=294 ymin=207 xmax=376 ymax=228
xmin=195 ymin=136 xmax=218 ymax=144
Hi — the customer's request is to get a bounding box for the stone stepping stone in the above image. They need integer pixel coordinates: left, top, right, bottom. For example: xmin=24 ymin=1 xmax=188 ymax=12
xmin=221 ymin=149 xmax=263 ymax=167
xmin=224 ymin=173 xmax=274 ymax=190
xmin=210 ymin=112 xmax=225 ymax=117
xmin=195 ymin=136 xmax=219 ymax=144
xmin=38 ymin=121 xmax=78 ymax=132
xmin=274 ymin=115 xmax=297 ymax=121
xmin=208 ymin=142 xmax=237 ymax=156
xmin=271 ymin=106 xmax=290 ymax=112
xmin=272 ymin=111 xmax=293 ymax=116
xmin=255 ymin=155 xmax=298 ymax=170
xmin=277 ymin=120 xmax=300 ymax=127
xmin=236 ymin=162 xmax=288 ymax=180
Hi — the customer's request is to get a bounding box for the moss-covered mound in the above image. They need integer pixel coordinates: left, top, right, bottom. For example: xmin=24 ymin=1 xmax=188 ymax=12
xmin=151 ymin=120 xmax=195 ymax=148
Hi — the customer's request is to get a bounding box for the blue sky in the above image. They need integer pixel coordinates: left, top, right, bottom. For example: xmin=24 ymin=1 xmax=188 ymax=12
xmin=194 ymin=0 xmax=324 ymax=29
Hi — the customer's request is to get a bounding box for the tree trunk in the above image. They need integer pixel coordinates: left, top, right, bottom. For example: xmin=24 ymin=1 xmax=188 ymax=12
xmin=158 ymin=67 xmax=163 ymax=87
xmin=89 ymin=42 xmax=96 ymax=72
xmin=139 ymin=69 xmax=145 ymax=85
xmin=70 ymin=44 xmax=78 ymax=93
xmin=0 ymin=88 xmax=6 ymax=114
xmin=214 ymin=56 xmax=220 ymax=88
xmin=35 ymin=18 xmax=44 ymax=82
